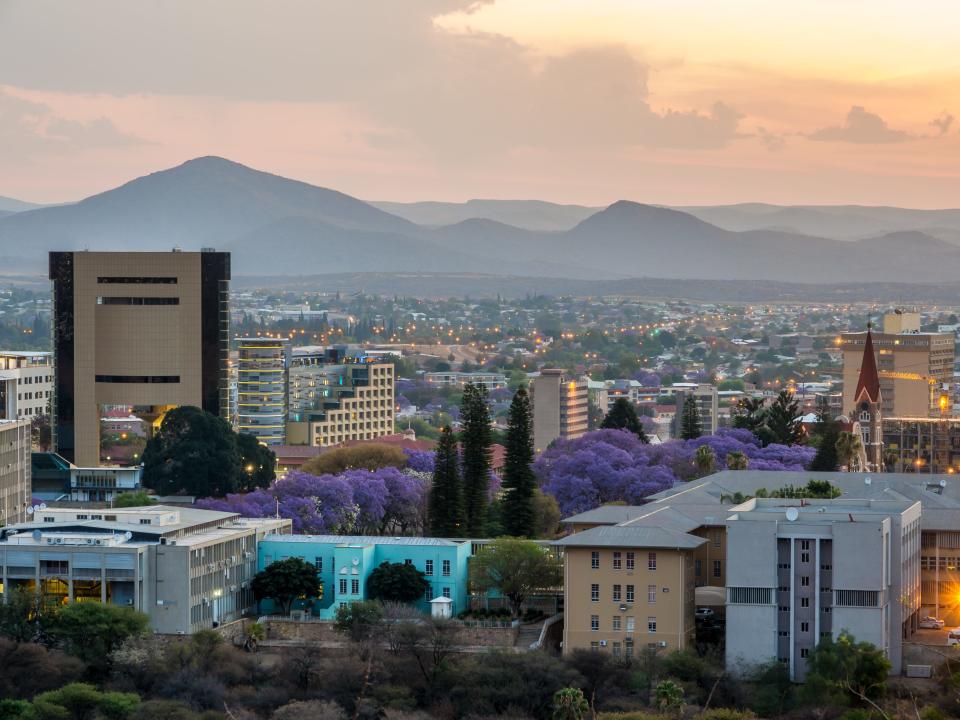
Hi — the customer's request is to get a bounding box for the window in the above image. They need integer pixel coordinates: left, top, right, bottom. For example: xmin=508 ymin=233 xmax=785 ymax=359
xmin=695 ymin=559 xmax=702 ymax=577
xmin=590 ymin=641 xmax=600 ymax=652
xmin=800 ymin=576 xmax=810 ymax=587
xmin=591 ymin=615 xmax=599 ymax=631
xmin=76 ymin=514 xmax=88 ymax=520
xmin=648 ymin=552 xmax=657 ymax=570
xmin=801 ymin=622 xmax=809 ymax=633
xmin=625 ymin=638 xmax=634 ymax=658
xmin=801 ymin=552 xmax=810 ymax=563
xmin=591 ymin=551 xmax=600 ymax=569
xmin=713 ymin=532 xmax=721 ymax=548
xmin=442 ymin=560 xmax=451 ymax=577
xmin=801 ymin=598 xmax=810 ymax=608
xmin=591 ymin=584 xmax=600 ymax=602
xmin=778 ymin=630 xmax=789 ymax=637
xmin=626 ymin=552 xmax=635 ymax=570
xmin=612 ymin=641 xmax=622 ymax=658
xmin=626 ymin=616 xmax=635 ymax=633
xmin=648 ymin=584 xmax=657 ymax=603
xmin=43 ymin=517 xmax=55 ymax=523
xmin=314 ymin=557 xmax=323 ymax=572
xmin=339 ymin=579 xmax=347 ymax=594
xmin=713 ymin=560 xmax=722 ymax=578
xmin=821 ymin=563 xmax=833 ymax=571
xmin=648 ymin=617 xmax=657 ymax=633
xmin=404 ymin=558 xmax=413 ymax=565
xmin=800 ymin=648 xmax=809 ymax=659
xmin=351 ymin=579 xmax=359 ymax=594
xmin=425 ymin=559 xmax=434 ymax=575
xmin=612 ymin=584 xmax=622 ymax=602
xmin=626 ymin=585 xmax=635 ymax=603
xmin=442 ymin=587 xmax=451 ymax=599
xmin=612 ymin=615 xmax=621 ymax=631
xmin=800 ymin=540 xmax=810 ymax=550
xmin=424 ymin=586 xmax=432 ymax=600
xmin=613 ymin=551 xmax=622 ymax=569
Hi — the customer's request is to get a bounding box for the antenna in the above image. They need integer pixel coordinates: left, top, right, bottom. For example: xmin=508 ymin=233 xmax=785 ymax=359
xmin=785 ymin=507 xmax=799 ymax=522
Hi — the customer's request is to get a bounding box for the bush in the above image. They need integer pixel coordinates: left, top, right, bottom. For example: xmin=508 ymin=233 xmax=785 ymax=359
xmin=697 ymin=711 xmax=756 ymax=720
xmin=597 ymin=713 xmax=663 ymax=720
xmin=302 ymin=444 xmax=408 ymax=475
xmin=837 ymin=710 xmax=873 ymax=720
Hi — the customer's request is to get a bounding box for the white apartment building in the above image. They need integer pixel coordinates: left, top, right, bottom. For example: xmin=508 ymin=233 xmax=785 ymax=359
xmin=423 ymin=371 xmax=507 ymax=390
xmin=0 ymin=351 xmax=53 ymax=421
xmin=236 ymin=337 xmax=289 ymax=445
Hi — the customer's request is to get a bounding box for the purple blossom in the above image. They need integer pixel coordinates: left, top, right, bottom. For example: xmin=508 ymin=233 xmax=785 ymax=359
xmin=404 ymin=448 xmax=435 ymax=473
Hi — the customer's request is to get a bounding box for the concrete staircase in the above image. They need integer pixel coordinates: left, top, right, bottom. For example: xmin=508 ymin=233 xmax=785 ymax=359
xmin=514 ymin=621 xmax=544 ymax=651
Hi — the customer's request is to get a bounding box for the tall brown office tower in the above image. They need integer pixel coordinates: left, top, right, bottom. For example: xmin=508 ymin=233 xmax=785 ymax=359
xmin=49 ymin=250 xmax=230 ymax=466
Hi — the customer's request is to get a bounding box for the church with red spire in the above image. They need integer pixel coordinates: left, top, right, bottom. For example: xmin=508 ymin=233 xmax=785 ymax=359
xmin=851 ymin=323 xmax=883 ymax=471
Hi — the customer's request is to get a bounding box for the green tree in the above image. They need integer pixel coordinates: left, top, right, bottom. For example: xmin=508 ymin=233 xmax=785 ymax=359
xmin=551 ymin=687 xmax=589 ymax=720
xmin=49 ymin=604 xmax=149 ymax=679
xmin=765 ymin=390 xmax=804 ymax=446
xmin=302 ymin=443 xmax=408 ymax=475
xmin=836 ymin=431 xmax=864 ymax=472
xmin=680 ymin=396 xmax=702 ymax=440
xmin=803 ymin=632 xmax=891 ymax=710
xmin=366 ymin=561 xmax=429 ymax=604
xmin=501 ymin=387 xmax=537 ymax=538
xmin=428 ymin=426 xmax=464 ymax=537
xmin=333 ymin=600 xmax=383 ymax=657
xmin=694 ymin=444 xmax=716 ymax=477
xmin=810 ymin=413 xmax=841 ymax=472
xmin=236 ymin=433 xmax=276 ymax=490
xmin=654 ymin=679 xmax=685 ymax=715
xmin=726 ymin=450 xmax=749 ymax=470
xmin=532 ymin=489 xmax=561 ymax=539
xmin=0 ymin=587 xmax=50 ymax=643
xmin=469 ymin=538 xmax=562 ymax=618
xmin=141 ymin=406 xmax=242 ymax=497
xmin=112 ymin=491 xmax=156 ymax=508
xmin=601 ymin=398 xmax=649 ymax=443
xmin=251 ymin=558 xmax=320 ymax=615
xmin=460 ymin=383 xmax=492 ymax=536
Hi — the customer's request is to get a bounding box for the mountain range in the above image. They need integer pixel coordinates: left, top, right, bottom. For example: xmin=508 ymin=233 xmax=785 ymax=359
xmin=2 ymin=156 xmax=960 ymax=284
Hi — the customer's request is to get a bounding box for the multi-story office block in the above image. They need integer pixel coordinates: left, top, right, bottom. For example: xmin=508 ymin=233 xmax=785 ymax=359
xmin=423 ymin=371 xmax=507 ymax=390
xmin=236 ymin=337 xmax=288 ymax=445
xmin=672 ymin=384 xmax=719 ymax=437
xmin=724 ymin=498 xmax=920 ymax=679
xmin=531 ymin=369 xmax=588 ymax=453
xmin=0 ymin=351 xmax=53 ymax=421
xmin=0 ymin=505 xmax=289 ymax=633
xmin=554 ymin=525 xmax=704 ymax=657
xmin=49 ymin=250 xmax=230 ymax=466
xmin=258 ymin=534 xmax=471 ymax=618
xmin=0 ymin=419 xmax=30 ymax=525
xmin=842 ymin=312 xmax=954 ymax=418
xmin=286 ymin=348 xmax=394 ymax=447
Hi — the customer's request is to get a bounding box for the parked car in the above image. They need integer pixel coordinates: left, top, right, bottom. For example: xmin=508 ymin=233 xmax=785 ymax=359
xmin=948 ymin=629 xmax=960 ymax=646
xmin=695 ymin=607 xmax=715 ymax=619
xmin=919 ymin=616 xmax=946 ymax=629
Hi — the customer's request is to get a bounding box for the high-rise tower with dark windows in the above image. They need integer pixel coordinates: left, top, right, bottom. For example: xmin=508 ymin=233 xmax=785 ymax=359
xmin=49 ymin=250 xmax=230 ymax=466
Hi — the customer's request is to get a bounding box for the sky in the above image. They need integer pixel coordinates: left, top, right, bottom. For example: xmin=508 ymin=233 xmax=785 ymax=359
xmin=1 ymin=0 xmax=958 ymax=207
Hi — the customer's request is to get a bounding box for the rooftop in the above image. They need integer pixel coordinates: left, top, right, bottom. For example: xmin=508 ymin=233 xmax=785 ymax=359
xmin=261 ymin=533 xmax=465 ymax=547
xmin=553 ymin=525 xmax=706 ymax=550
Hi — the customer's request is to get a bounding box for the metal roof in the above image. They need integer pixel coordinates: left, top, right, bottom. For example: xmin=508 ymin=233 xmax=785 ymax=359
xmin=553 ymin=525 xmax=706 ymax=550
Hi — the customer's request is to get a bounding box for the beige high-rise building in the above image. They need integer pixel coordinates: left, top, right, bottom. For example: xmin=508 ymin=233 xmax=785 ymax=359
xmin=841 ymin=312 xmax=954 ymax=418
xmin=49 ymin=251 xmax=230 ymax=467
xmin=285 ymin=348 xmax=395 ymax=447
xmin=0 ymin=419 xmax=31 ymax=525
xmin=531 ymin=369 xmax=588 ymax=453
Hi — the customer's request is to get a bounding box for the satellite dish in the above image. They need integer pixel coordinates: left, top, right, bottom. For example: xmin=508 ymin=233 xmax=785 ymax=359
xmin=26 ymin=506 xmax=34 ymax=515
xmin=864 ymin=476 xmax=872 ymax=486
xmin=785 ymin=507 xmax=800 ymax=522
xmin=125 ymin=531 xmax=133 ymax=541
xmin=38 ymin=503 xmax=47 ymax=511
xmin=941 ymin=479 xmax=948 ymax=488
xmin=32 ymin=530 xmax=42 ymax=541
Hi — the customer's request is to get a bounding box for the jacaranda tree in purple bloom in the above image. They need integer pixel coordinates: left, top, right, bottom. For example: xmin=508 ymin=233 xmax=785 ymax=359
xmin=533 ymin=428 xmax=814 ymax=515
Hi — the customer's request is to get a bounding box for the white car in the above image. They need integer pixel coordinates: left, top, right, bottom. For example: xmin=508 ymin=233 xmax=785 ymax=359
xmin=919 ymin=616 xmax=945 ymax=629
xmin=695 ymin=607 xmax=715 ymax=619
xmin=948 ymin=629 xmax=960 ymax=646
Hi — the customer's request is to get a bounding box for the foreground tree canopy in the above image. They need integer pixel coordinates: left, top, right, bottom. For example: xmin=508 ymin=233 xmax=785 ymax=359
xmin=469 ymin=538 xmax=563 ymax=617
xmin=251 ymin=557 xmax=320 ymax=615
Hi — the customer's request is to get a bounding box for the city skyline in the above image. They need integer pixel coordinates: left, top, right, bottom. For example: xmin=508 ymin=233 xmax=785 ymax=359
xmin=1 ymin=0 xmax=958 ymax=206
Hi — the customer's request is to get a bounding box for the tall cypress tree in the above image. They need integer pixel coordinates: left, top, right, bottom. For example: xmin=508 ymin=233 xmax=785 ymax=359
xmin=501 ymin=387 xmax=536 ymax=538
xmin=601 ymin=397 xmax=649 ymax=443
xmin=680 ymin=395 xmax=702 ymax=440
xmin=460 ymin=382 xmax=492 ymax=536
xmin=428 ymin=426 xmax=463 ymax=537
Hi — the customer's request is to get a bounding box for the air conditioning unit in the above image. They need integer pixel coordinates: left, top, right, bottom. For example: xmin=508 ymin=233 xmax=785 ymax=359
xmin=619 ymin=604 xmax=627 ymax=612
xmin=230 ymin=555 xmax=237 ymax=564
xmin=207 ymin=564 xmax=216 ymax=572
xmin=202 ymin=597 xmax=210 ymax=606
xmin=658 ymin=641 xmax=667 ymax=648
xmin=229 ymin=585 xmax=237 ymax=593
xmin=599 ymin=640 xmax=607 ymax=647
xmin=243 ymin=551 xmax=253 ymax=560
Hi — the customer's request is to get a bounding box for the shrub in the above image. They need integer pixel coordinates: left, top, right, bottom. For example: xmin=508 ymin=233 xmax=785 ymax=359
xmin=697 ymin=711 xmax=756 ymax=720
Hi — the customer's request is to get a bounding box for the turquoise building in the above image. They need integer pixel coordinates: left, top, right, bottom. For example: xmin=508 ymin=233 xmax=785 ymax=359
xmin=257 ymin=534 xmax=472 ymax=618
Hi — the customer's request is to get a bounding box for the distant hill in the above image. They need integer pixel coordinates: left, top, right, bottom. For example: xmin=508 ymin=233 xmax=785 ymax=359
xmin=0 ymin=195 xmax=47 ymax=213
xmin=372 ymin=198 xmax=599 ymax=231
xmin=2 ymin=156 xmax=960 ymax=283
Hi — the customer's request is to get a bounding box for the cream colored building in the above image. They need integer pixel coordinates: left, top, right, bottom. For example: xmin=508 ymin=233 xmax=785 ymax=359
xmin=49 ymin=251 xmax=231 ymax=467
xmin=286 ymin=350 xmax=394 ymax=446
xmin=531 ymin=369 xmax=588 ymax=453
xmin=0 ymin=419 xmax=30 ymax=525
xmin=841 ymin=312 xmax=954 ymax=418
xmin=0 ymin=351 xmax=53 ymax=422
xmin=554 ymin=525 xmax=704 ymax=657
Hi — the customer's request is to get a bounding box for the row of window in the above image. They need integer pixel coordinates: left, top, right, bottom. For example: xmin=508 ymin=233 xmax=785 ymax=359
xmin=590 ymin=583 xmax=656 ymax=603
xmin=694 ymin=559 xmax=723 ymax=578
xmin=590 ymin=550 xmax=653 ymax=570
xmin=315 ymin=556 xmax=452 ymax=577
xmin=590 ymin=615 xmax=657 ymax=632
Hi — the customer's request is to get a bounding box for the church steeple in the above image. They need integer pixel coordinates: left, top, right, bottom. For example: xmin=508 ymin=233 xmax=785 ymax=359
xmin=854 ymin=323 xmax=881 ymax=404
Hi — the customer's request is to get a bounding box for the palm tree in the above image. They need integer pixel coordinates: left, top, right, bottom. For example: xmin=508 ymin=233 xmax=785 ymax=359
xmin=835 ymin=431 xmax=863 ymax=472
xmin=726 ymin=450 xmax=749 ymax=470
xmin=694 ymin=445 xmax=716 ymax=478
